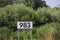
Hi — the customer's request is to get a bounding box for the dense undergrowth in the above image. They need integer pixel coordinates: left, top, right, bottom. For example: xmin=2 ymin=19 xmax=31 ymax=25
xmin=0 ymin=4 xmax=60 ymax=40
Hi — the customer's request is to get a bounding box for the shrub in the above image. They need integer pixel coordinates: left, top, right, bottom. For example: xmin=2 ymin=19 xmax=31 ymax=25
xmin=0 ymin=27 xmax=10 ymax=40
xmin=0 ymin=0 xmax=13 ymax=7
xmin=33 ymin=23 xmax=60 ymax=40
xmin=5 ymin=4 xmax=34 ymax=31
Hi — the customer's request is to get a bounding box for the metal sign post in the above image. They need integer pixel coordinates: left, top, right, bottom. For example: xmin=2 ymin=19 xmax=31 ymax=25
xmin=17 ymin=21 xmax=33 ymax=40
xmin=30 ymin=29 xmax=32 ymax=40
xmin=18 ymin=30 xmax=20 ymax=40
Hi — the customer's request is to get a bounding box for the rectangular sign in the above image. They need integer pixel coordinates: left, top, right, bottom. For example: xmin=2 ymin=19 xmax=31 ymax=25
xmin=17 ymin=22 xmax=33 ymax=29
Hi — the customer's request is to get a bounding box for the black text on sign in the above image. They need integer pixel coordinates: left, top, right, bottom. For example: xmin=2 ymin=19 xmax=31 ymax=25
xmin=17 ymin=22 xmax=33 ymax=29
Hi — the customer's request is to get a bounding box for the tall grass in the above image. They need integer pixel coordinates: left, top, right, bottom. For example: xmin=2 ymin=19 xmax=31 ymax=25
xmin=45 ymin=27 xmax=55 ymax=40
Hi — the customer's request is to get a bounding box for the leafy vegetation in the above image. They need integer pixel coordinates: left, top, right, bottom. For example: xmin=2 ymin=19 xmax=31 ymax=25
xmin=0 ymin=0 xmax=60 ymax=40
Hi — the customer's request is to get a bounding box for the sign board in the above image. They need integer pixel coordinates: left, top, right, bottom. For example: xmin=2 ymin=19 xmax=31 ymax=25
xmin=17 ymin=22 xmax=33 ymax=29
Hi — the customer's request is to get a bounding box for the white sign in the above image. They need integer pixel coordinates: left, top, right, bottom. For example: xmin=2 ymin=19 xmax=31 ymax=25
xmin=17 ymin=22 xmax=33 ymax=29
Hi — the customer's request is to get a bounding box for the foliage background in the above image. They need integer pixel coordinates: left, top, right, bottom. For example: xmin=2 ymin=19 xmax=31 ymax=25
xmin=0 ymin=0 xmax=60 ymax=40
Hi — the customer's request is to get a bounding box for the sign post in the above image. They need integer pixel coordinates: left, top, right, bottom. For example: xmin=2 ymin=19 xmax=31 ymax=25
xmin=30 ymin=29 xmax=32 ymax=40
xmin=17 ymin=21 xmax=33 ymax=40
xmin=18 ymin=30 xmax=20 ymax=40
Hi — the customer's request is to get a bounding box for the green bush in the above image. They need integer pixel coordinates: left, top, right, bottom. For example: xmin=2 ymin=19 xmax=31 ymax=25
xmin=33 ymin=23 xmax=60 ymax=40
xmin=0 ymin=27 xmax=10 ymax=40
xmin=0 ymin=0 xmax=13 ymax=7
xmin=0 ymin=7 xmax=8 ymax=27
xmin=0 ymin=4 xmax=34 ymax=31
xmin=46 ymin=7 xmax=60 ymax=22
xmin=34 ymin=7 xmax=60 ymax=26
xmin=34 ymin=7 xmax=54 ymax=26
